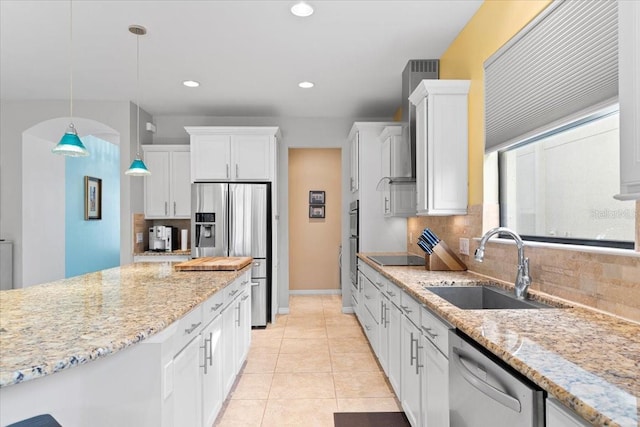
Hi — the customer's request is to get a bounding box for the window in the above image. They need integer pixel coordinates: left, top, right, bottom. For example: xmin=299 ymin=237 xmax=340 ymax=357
xmin=499 ymin=108 xmax=635 ymax=249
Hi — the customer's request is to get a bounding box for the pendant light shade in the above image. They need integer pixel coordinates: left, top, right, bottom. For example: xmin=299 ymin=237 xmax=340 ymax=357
xmin=125 ymin=24 xmax=151 ymax=176
xmin=52 ymin=123 xmax=89 ymax=157
xmin=53 ymin=0 xmax=89 ymax=157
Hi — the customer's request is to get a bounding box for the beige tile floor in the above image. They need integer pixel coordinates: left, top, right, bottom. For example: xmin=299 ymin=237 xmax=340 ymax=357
xmin=214 ymin=294 xmax=401 ymax=426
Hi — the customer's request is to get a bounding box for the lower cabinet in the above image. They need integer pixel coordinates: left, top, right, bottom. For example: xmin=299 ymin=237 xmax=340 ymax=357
xmin=546 ymin=398 xmax=590 ymax=427
xmin=221 ymin=298 xmax=238 ymax=396
xmin=421 ymin=335 xmax=449 ymax=427
xmin=202 ymin=315 xmax=223 ymax=427
xmin=173 ymin=337 xmax=202 ymax=427
xmin=387 ymin=299 xmax=402 ymax=398
xmin=400 ymin=315 xmax=422 ymax=427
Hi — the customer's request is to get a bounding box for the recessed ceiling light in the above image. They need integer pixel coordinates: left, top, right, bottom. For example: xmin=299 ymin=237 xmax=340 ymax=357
xmin=291 ymin=1 xmax=314 ymax=17
xmin=298 ymin=81 xmax=314 ymax=89
xmin=183 ymin=80 xmax=200 ymax=88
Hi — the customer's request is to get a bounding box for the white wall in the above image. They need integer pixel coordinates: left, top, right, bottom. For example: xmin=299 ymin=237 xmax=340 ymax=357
xmin=0 ymin=100 xmax=143 ymax=288
xmin=151 ymin=114 xmax=384 ymax=312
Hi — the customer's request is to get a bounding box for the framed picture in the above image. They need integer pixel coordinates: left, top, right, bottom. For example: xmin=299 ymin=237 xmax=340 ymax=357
xmin=309 ymin=205 xmax=325 ymax=219
xmin=309 ymin=190 xmax=325 ymax=205
xmin=84 ymin=176 xmax=102 ymax=220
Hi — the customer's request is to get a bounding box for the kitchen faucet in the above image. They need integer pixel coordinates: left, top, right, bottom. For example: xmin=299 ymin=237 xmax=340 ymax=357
xmin=474 ymin=227 xmax=531 ymax=299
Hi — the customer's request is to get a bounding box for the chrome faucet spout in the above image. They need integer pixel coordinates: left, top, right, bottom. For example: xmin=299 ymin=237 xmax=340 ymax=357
xmin=474 ymin=227 xmax=531 ymax=299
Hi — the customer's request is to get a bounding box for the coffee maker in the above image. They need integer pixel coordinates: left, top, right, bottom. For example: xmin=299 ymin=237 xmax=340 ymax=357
xmin=149 ymin=226 xmax=177 ymax=252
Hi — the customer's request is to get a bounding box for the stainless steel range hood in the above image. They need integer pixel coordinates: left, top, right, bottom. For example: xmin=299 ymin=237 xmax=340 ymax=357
xmin=378 ymin=59 xmax=439 ymax=189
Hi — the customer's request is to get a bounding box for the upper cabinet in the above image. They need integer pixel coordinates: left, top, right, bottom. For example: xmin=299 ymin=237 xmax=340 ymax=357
xmin=617 ymin=0 xmax=640 ymax=200
xmin=379 ymin=125 xmax=416 ymax=217
xmin=142 ymin=145 xmax=191 ymax=219
xmin=409 ymin=80 xmax=470 ymax=216
xmin=350 ymin=130 xmax=359 ymax=193
xmin=186 ymin=127 xmax=280 ymax=183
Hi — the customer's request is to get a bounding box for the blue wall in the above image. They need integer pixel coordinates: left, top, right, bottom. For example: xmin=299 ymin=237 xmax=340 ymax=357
xmin=65 ymin=136 xmax=120 ymax=277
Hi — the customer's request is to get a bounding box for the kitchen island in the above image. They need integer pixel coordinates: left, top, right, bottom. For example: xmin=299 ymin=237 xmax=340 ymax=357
xmin=358 ymin=254 xmax=639 ymax=427
xmin=0 ymin=262 xmax=252 ymax=426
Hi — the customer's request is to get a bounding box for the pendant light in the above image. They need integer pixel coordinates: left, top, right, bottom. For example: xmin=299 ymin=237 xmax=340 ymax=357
xmin=125 ymin=25 xmax=151 ymax=176
xmin=52 ymin=0 xmax=89 ymax=157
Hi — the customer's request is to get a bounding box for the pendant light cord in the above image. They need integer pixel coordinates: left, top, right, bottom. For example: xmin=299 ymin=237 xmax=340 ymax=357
xmin=136 ymin=32 xmax=141 ymax=157
xmin=69 ymin=0 xmax=74 ymax=122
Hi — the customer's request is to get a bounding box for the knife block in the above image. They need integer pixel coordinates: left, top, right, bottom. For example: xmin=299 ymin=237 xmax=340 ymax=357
xmin=425 ymin=240 xmax=467 ymax=271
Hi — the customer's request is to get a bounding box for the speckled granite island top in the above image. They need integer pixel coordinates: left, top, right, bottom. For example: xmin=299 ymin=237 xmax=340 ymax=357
xmin=0 ymin=262 xmax=248 ymax=388
xmin=359 ymin=254 xmax=640 ymax=427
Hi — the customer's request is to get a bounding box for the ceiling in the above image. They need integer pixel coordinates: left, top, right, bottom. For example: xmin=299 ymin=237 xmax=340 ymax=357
xmin=0 ymin=0 xmax=482 ymax=119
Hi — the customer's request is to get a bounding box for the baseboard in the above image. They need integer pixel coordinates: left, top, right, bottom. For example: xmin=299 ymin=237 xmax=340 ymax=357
xmin=289 ymin=289 xmax=342 ymax=295
xmin=342 ymin=307 xmax=355 ymax=314
xmin=278 ymin=308 xmax=290 ymax=315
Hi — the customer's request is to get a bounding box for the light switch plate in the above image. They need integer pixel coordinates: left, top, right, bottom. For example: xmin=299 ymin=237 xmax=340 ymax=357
xmin=136 ymin=232 xmax=143 ymax=243
xmin=459 ymin=238 xmax=470 ymax=255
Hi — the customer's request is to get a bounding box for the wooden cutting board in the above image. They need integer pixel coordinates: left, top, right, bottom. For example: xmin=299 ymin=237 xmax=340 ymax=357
xmin=174 ymin=257 xmax=253 ymax=271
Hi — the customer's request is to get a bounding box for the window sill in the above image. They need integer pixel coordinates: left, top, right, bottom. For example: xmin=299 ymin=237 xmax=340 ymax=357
xmin=472 ymin=237 xmax=640 ymax=258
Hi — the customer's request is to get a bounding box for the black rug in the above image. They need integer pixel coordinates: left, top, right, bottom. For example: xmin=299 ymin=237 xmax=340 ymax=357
xmin=333 ymin=411 xmax=411 ymax=427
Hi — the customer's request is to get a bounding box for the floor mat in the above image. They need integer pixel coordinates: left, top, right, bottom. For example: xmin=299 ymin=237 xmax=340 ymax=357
xmin=333 ymin=411 xmax=411 ymax=427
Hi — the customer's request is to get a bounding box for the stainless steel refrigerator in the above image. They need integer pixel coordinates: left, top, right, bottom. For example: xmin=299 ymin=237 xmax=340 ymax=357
xmin=191 ymin=183 xmax=271 ymax=327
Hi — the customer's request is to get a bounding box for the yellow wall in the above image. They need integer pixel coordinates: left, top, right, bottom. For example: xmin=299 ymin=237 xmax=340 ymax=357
xmin=288 ymin=148 xmax=342 ymax=291
xmin=439 ymin=0 xmax=552 ymax=205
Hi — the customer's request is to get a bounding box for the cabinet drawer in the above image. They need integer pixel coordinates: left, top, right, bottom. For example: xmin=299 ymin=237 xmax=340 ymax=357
xmin=176 ymin=305 xmax=203 ymax=354
xmin=358 ymin=260 xmax=380 ymax=285
xmin=400 ymin=291 xmax=420 ymax=325
xmin=202 ymin=290 xmax=225 ymax=325
xmin=383 ymin=281 xmax=401 ymax=307
xmin=420 ymin=306 xmax=452 ymax=356
xmin=361 ymin=302 xmax=379 ymax=355
xmin=223 ymin=279 xmax=240 ymax=307
xmin=362 ymin=275 xmax=381 ymax=323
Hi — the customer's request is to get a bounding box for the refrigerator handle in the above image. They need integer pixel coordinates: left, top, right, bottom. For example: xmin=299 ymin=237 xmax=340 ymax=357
xmin=228 ymin=186 xmax=234 ymax=256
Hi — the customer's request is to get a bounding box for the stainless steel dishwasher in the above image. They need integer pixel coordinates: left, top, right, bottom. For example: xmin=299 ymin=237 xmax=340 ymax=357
xmin=449 ymin=330 xmax=544 ymax=427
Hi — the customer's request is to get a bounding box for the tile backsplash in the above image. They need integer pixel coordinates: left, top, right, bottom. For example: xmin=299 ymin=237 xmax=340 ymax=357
xmin=408 ymin=202 xmax=640 ymax=323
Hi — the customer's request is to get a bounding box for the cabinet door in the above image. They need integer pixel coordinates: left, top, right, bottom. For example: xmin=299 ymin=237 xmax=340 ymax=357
xmin=173 ymin=337 xmax=202 ymax=427
xmin=144 ymin=151 xmax=170 ymax=218
xmin=422 ymin=336 xmax=449 ymax=427
xmin=221 ymin=304 xmax=237 ymax=396
xmin=202 ymin=316 xmax=223 ymax=427
xmin=389 ymin=183 xmax=417 ymax=217
xmin=618 ymin=0 xmax=640 ymax=199
xmin=191 ymin=135 xmax=231 ymax=181
xmin=233 ymin=135 xmax=271 ymax=180
xmin=400 ymin=316 xmax=421 ymax=427
xmin=170 ymin=150 xmax=191 ymax=218
xmin=387 ymin=301 xmax=402 ymax=398
xmin=378 ymin=298 xmax=389 ymax=375
xmin=546 ymin=398 xmax=590 ymax=427
xmin=351 ymin=131 xmax=359 ymax=192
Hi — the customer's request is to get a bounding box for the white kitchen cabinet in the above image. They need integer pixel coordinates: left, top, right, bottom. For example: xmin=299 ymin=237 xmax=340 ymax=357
xmin=142 ymin=145 xmax=191 ymax=219
xmin=350 ymin=122 xmax=407 ymax=253
xmin=401 ymin=315 xmax=422 ymax=427
xmin=546 ymin=398 xmax=590 ymax=427
xmin=221 ymin=297 xmax=238 ymax=396
xmin=386 ymin=298 xmax=402 ymax=398
xmin=616 ymin=0 xmax=640 ymax=200
xmin=380 ymin=125 xmax=416 ymax=217
xmin=234 ymin=282 xmax=251 ymax=373
xmin=173 ymin=336 xmax=202 ymax=427
xmin=350 ymin=129 xmax=359 ymax=192
xmin=421 ymin=336 xmax=449 ymax=427
xmin=409 ymin=80 xmax=470 ymax=216
xmin=201 ymin=314 xmax=223 ymax=427
xmin=185 ymin=127 xmax=280 ymax=182
xmin=379 ymin=295 xmax=391 ymax=375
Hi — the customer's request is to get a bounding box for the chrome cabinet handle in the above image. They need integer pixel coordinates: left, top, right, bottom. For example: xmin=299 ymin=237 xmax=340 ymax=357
xmin=165 ymin=202 xmax=168 ymax=215
xmin=452 ymin=347 xmax=522 ymax=413
xmin=384 ymin=197 xmax=390 ymax=213
xmin=416 ymin=341 xmax=424 ymax=374
xmin=400 ymin=304 xmax=412 ymax=313
xmin=185 ymin=321 xmax=201 ymax=335
xmin=364 ymin=295 xmax=372 ymax=300
xmin=210 ymin=302 xmax=223 ymax=312
xmin=386 ymin=290 xmax=396 ymax=297
xmin=235 ymin=304 xmax=241 ymax=326
xmin=235 ymin=164 xmax=239 ymax=178
xmin=421 ymin=326 xmax=438 ymax=339
xmin=226 ymin=164 xmax=230 ymax=178
xmin=384 ymin=306 xmax=390 ymax=327
xmin=200 ymin=333 xmax=211 ymax=374
xmin=241 ymin=294 xmax=249 ymax=301
xmin=173 ymin=201 xmax=176 ymax=216
xmin=410 ymin=332 xmax=416 ymax=366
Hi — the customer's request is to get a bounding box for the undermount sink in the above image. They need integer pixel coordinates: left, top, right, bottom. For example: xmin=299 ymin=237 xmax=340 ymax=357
xmin=424 ymin=285 xmax=553 ymax=310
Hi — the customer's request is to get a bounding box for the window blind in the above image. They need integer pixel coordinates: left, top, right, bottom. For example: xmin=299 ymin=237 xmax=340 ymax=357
xmin=484 ymin=0 xmax=618 ymax=153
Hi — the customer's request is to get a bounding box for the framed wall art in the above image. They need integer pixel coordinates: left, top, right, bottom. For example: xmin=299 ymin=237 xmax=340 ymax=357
xmin=309 ymin=205 xmax=325 ymax=219
xmin=309 ymin=190 xmax=325 ymax=205
xmin=84 ymin=176 xmax=102 ymax=220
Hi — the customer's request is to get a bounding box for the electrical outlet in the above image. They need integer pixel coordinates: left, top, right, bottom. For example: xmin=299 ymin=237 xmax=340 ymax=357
xmin=136 ymin=232 xmax=144 ymax=244
xmin=459 ymin=238 xmax=470 ymax=255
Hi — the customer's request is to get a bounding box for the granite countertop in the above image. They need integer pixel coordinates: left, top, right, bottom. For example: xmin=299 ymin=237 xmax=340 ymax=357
xmin=0 ymin=262 xmax=247 ymax=388
xmin=359 ymin=253 xmax=639 ymax=427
